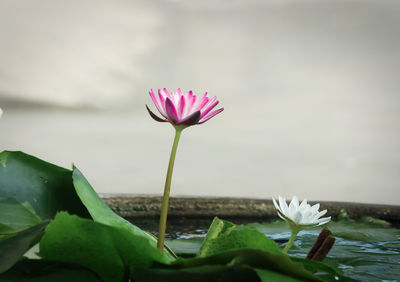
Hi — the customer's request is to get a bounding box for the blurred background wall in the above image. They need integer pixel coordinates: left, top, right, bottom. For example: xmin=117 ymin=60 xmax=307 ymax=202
xmin=0 ymin=0 xmax=399 ymax=204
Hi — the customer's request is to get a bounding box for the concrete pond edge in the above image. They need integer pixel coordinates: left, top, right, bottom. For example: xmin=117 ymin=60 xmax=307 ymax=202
xmin=100 ymin=194 xmax=400 ymax=224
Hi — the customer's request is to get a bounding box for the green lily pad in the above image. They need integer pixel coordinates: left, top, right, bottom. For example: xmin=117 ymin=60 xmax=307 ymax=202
xmin=39 ymin=212 xmax=173 ymax=282
xmin=289 ymin=257 xmax=351 ymax=282
xmin=0 ymin=220 xmax=49 ymax=273
xmin=329 ymin=222 xmax=400 ymax=242
xmin=254 ymin=268 xmax=303 ymax=282
xmin=0 ymin=198 xmax=41 ymax=234
xmin=133 ymin=264 xmax=259 ymax=282
xmin=198 ymin=217 xmax=281 ymax=257
xmin=72 ymin=167 xmax=175 ymax=261
xmin=0 ymin=259 xmax=101 ymax=281
xmin=0 ymin=223 xmax=14 ymax=234
xmin=0 ymin=151 xmax=88 ymax=224
xmin=0 ymin=151 xmax=91 ymax=274
xmin=134 ymin=249 xmax=321 ymax=282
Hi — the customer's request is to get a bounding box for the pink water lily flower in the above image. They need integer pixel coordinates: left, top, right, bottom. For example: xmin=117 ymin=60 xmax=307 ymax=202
xmin=146 ymin=88 xmax=224 ymax=127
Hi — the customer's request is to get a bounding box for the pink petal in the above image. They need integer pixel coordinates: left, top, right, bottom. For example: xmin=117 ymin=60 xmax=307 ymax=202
xmin=178 ymin=95 xmax=186 ymax=118
xmin=200 ymin=99 xmax=219 ymax=119
xmin=149 ymin=89 xmax=166 ymax=117
xmin=162 ymin=88 xmax=173 ymax=100
xmin=158 ymin=89 xmax=167 ymax=113
xmin=196 ymin=93 xmax=210 ymax=111
xmin=198 ymin=108 xmax=224 ymax=124
xmin=165 ymin=97 xmax=179 ymax=123
xmin=146 ymin=105 xmax=167 ymax=123
xmin=185 ymin=91 xmax=197 ymax=115
xmin=180 ymin=110 xmax=201 ymax=126
xmin=187 ymin=90 xmax=193 ymax=100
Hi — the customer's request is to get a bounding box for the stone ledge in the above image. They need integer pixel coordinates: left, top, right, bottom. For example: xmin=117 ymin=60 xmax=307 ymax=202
xmin=100 ymin=194 xmax=400 ymax=223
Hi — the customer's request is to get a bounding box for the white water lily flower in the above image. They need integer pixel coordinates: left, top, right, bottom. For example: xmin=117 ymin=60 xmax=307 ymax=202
xmin=273 ymin=196 xmax=331 ymax=227
xmin=273 ymin=195 xmax=331 ymax=253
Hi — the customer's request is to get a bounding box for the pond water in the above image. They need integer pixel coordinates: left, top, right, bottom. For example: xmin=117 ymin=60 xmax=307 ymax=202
xmin=133 ymin=218 xmax=400 ymax=281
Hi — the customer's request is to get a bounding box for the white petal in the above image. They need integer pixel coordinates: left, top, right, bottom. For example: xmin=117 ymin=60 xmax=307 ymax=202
xmin=291 ymin=196 xmax=299 ymax=208
xmin=288 ymin=196 xmax=300 ymax=219
xmin=302 ymin=210 xmax=313 ymax=223
xmin=279 ymin=196 xmax=289 ymax=217
xmin=277 ymin=211 xmax=285 ymax=220
xmin=317 ymin=217 xmax=331 ymax=226
xmin=292 ymin=211 xmax=302 ymax=224
xmin=316 ymin=209 xmax=327 ymax=218
xmin=311 ymin=203 xmax=320 ymax=213
xmin=299 ymin=198 xmax=308 ymax=210
xmin=272 ymin=198 xmax=281 ymax=213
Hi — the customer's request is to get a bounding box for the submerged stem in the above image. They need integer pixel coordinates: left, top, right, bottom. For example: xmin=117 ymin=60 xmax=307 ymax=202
xmin=157 ymin=127 xmax=183 ymax=251
xmin=283 ymin=228 xmax=300 ymax=254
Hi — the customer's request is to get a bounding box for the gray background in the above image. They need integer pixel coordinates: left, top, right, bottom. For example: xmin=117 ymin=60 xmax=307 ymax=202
xmin=1 ymin=0 xmax=399 ymax=204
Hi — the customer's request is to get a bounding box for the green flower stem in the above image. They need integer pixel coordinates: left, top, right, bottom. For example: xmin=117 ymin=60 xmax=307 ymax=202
xmin=157 ymin=127 xmax=183 ymax=251
xmin=283 ymin=228 xmax=300 ymax=254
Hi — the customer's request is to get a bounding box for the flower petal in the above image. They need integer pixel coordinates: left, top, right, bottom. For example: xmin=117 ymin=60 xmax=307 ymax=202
xmin=293 ymin=211 xmax=302 ymax=224
xmin=180 ymin=111 xmax=201 ymax=126
xmin=311 ymin=203 xmax=320 ymax=213
xmin=185 ymin=91 xmax=197 ymax=115
xmin=178 ymin=95 xmax=186 ymax=118
xmin=162 ymin=88 xmax=172 ymax=100
xmin=158 ymin=89 xmax=167 ymax=113
xmin=302 ymin=210 xmax=313 ymax=223
xmin=316 ymin=209 xmax=327 ymax=218
xmin=317 ymin=217 xmax=331 ymax=226
xmin=149 ymin=89 xmax=166 ymax=117
xmin=288 ymin=197 xmax=298 ymax=218
xmin=299 ymin=199 xmax=308 ymax=210
xmin=200 ymin=99 xmax=219 ymax=119
xmin=198 ymin=108 xmax=224 ymax=124
xmin=165 ymin=98 xmax=179 ymax=123
xmin=279 ymin=196 xmax=289 ymax=217
xmin=276 ymin=209 xmax=286 ymax=220
xmin=272 ymin=197 xmax=281 ymax=213
xmin=291 ymin=196 xmax=299 ymax=209
xmin=146 ymin=105 xmax=167 ymax=123
xmin=196 ymin=94 xmax=210 ymax=111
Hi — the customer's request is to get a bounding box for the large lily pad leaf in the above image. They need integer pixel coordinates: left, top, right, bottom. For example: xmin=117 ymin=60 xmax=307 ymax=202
xmin=133 ymin=249 xmax=321 ymax=282
xmin=0 ymin=223 xmax=14 ymax=234
xmin=0 ymin=151 xmax=89 ymax=274
xmin=0 ymin=220 xmax=49 ymax=273
xmin=198 ymin=217 xmax=281 ymax=257
xmin=39 ymin=212 xmax=173 ymax=282
xmin=254 ymin=268 xmax=303 ymax=282
xmin=133 ymin=264 xmax=259 ymax=282
xmin=0 ymin=259 xmax=101 ymax=281
xmin=195 ymin=218 xmax=349 ymax=281
xmin=330 ymin=221 xmax=400 ymax=242
xmin=0 ymin=198 xmax=41 ymax=233
xmin=289 ymin=257 xmax=353 ymax=282
xmin=0 ymin=151 xmax=88 ymax=222
xmin=72 ymin=167 xmax=175 ymax=261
